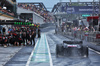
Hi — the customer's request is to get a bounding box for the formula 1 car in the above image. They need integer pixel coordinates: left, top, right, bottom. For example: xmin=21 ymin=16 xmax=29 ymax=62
xmin=56 ymin=40 xmax=88 ymax=57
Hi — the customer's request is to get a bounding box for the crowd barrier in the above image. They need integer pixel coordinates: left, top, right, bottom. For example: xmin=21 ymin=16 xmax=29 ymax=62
xmin=56 ymin=27 xmax=100 ymax=43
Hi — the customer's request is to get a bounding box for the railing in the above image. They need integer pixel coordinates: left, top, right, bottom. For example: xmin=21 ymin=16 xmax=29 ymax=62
xmin=75 ymin=31 xmax=100 ymax=42
xmin=57 ymin=27 xmax=100 ymax=43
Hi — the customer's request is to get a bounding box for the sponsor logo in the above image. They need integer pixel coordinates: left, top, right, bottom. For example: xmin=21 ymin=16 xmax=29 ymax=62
xmin=67 ymin=7 xmax=75 ymax=13
xmin=67 ymin=45 xmax=77 ymax=47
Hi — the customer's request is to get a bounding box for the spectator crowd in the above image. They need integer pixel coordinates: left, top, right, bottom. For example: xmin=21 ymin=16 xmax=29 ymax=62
xmin=18 ymin=3 xmax=52 ymax=22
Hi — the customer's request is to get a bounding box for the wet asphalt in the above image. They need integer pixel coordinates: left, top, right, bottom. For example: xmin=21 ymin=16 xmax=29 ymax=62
xmin=4 ymin=23 xmax=100 ymax=66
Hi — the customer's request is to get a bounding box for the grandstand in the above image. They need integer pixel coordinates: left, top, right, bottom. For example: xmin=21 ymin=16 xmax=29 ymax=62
xmin=0 ymin=0 xmax=16 ymax=20
xmin=17 ymin=3 xmax=53 ymax=23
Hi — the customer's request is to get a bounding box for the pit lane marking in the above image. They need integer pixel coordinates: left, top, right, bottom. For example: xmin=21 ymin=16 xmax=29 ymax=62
xmin=26 ymin=39 xmax=39 ymax=66
xmin=26 ymin=33 xmax=53 ymax=66
xmin=89 ymin=48 xmax=100 ymax=55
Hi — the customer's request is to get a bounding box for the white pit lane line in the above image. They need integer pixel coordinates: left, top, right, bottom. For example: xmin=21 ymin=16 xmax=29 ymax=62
xmin=89 ymin=48 xmax=100 ymax=55
xmin=26 ymin=33 xmax=53 ymax=66
xmin=45 ymin=34 xmax=53 ymax=66
xmin=26 ymin=39 xmax=39 ymax=66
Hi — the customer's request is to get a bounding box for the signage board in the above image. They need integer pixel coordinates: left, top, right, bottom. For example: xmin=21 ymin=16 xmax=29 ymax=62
xmin=61 ymin=6 xmax=99 ymax=14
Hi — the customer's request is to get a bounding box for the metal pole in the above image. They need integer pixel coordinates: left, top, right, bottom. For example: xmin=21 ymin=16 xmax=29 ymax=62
xmin=59 ymin=0 xmax=62 ymax=2
xmin=99 ymin=0 xmax=100 ymax=15
xmin=70 ymin=0 xmax=71 ymax=4
xmin=92 ymin=0 xmax=95 ymax=28
xmin=98 ymin=0 xmax=100 ymax=30
xmin=70 ymin=0 xmax=72 ymax=21
xmin=93 ymin=0 xmax=95 ymax=16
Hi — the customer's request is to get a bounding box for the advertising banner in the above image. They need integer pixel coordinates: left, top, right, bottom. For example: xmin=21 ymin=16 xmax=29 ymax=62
xmin=61 ymin=6 xmax=99 ymax=14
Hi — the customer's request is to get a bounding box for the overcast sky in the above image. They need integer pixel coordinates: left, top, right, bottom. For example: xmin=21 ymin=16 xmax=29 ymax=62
xmin=17 ymin=0 xmax=99 ymax=11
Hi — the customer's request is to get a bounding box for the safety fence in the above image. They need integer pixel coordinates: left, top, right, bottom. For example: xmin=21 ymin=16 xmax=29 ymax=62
xmin=57 ymin=27 xmax=100 ymax=43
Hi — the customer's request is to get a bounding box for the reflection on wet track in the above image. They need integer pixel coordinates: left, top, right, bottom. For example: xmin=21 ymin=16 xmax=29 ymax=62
xmin=47 ymin=33 xmax=100 ymax=66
